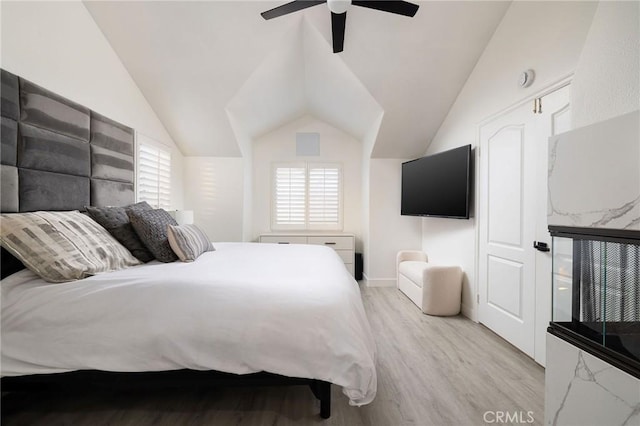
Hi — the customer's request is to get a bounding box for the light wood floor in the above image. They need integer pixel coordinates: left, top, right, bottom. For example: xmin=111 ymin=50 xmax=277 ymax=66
xmin=1 ymin=287 xmax=544 ymax=425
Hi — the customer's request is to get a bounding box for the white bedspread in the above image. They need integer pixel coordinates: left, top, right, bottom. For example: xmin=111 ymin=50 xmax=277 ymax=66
xmin=1 ymin=242 xmax=376 ymax=405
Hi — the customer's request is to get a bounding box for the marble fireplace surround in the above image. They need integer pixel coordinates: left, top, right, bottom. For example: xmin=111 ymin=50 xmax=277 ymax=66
xmin=548 ymin=109 xmax=639 ymax=231
xmin=547 ymin=109 xmax=640 ymax=376
xmin=545 ymin=333 xmax=640 ymax=426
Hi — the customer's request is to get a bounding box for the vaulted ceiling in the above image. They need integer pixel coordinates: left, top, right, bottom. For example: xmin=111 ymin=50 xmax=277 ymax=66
xmin=84 ymin=1 xmax=510 ymax=158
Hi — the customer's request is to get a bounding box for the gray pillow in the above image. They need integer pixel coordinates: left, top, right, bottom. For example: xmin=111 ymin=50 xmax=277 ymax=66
xmin=85 ymin=201 xmax=154 ymax=262
xmin=127 ymin=208 xmax=178 ymax=263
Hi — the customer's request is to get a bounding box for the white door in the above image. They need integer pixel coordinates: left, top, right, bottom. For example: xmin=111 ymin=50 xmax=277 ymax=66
xmin=479 ymin=103 xmax=537 ymax=357
xmin=478 ymin=86 xmax=571 ymax=362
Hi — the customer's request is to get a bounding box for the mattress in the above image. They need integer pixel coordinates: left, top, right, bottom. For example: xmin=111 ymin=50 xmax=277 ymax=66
xmin=1 ymin=242 xmax=376 ymax=405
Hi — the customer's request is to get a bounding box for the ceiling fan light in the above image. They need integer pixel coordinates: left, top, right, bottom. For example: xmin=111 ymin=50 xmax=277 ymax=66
xmin=327 ymin=0 xmax=350 ymax=14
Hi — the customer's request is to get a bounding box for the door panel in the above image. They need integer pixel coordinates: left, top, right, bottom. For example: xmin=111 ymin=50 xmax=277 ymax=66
xmin=487 ymin=126 xmax=524 ymax=247
xmin=487 ymin=255 xmax=523 ymax=318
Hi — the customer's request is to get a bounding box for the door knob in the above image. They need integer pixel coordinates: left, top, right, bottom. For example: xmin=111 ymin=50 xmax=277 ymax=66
xmin=533 ymin=241 xmax=550 ymax=252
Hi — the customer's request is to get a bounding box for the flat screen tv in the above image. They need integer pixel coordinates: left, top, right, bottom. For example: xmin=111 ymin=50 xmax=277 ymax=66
xmin=401 ymin=144 xmax=472 ymax=219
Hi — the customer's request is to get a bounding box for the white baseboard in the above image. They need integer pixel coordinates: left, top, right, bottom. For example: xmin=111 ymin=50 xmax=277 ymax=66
xmin=461 ymin=302 xmax=477 ymax=322
xmin=362 ymin=273 xmax=396 ymax=288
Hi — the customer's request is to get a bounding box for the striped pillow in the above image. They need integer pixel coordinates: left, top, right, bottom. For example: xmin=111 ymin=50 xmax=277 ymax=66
xmin=167 ymin=224 xmax=214 ymax=262
xmin=0 ymin=211 xmax=141 ymax=283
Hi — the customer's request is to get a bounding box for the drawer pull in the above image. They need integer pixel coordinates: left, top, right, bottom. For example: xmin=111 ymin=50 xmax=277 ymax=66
xmin=278 ymin=242 xmax=290 ymax=244
xmin=324 ymin=242 xmax=336 ymax=245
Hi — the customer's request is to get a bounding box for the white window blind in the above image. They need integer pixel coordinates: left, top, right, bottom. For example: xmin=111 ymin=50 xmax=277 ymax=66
xmin=308 ymin=166 xmax=340 ymax=225
xmin=274 ymin=166 xmax=306 ymax=226
xmin=137 ymin=141 xmax=171 ymax=210
xmin=272 ymin=163 xmax=342 ymax=230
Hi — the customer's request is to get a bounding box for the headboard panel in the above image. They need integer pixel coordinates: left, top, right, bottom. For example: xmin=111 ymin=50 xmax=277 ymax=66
xmin=0 ymin=69 xmax=135 ymax=213
xmin=1 ymin=71 xmax=20 ymax=213
xmin=20 ymin=77 xmax=91 ymax=141
xmin=90 ymin=111 xmax=135 ymax=206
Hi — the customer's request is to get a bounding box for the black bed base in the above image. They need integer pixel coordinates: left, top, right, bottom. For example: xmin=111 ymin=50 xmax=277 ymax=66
xmin=1 ymin=369 xmax=332 ymax=419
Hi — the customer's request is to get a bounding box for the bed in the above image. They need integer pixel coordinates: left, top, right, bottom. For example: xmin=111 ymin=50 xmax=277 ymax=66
xmin=0 ymin=69 xmax=376 ymax=418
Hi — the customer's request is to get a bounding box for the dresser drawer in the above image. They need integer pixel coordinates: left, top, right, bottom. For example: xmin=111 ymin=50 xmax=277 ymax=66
xmin=307 ymin=236 xmax=353 ymax=250
xmin=335 ymin=249 xmax=354 ymax=264
xmin=345 ymin=263 xmax=355 ymax=276
xmin=259 ymin=236 xmax=308 ymax=245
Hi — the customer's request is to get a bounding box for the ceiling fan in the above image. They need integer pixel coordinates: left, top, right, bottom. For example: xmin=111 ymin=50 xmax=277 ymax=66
xmin=261 ymin=0 xmax=420 ymax=53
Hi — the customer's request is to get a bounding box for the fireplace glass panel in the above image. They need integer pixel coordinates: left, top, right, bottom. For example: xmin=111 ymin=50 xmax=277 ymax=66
xmin=552 ymin=236 xmax=573 ymax=322
xmin=551 ymin=236 xmax=640 ymax=365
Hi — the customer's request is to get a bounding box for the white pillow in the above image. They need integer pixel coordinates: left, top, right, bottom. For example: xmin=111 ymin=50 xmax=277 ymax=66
xmin=0 ymin=211 xmax=141 ymax=283
xmin=167 ymin=224 xmax=214 ymax=262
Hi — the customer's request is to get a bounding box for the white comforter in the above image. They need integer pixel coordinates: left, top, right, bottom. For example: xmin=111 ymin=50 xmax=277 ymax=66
xmin=1 ymin=242 xmax=376 ymax=405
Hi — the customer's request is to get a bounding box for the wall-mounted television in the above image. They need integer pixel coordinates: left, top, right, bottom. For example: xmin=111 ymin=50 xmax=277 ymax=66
xmin=401 ymin=144 xmax=472 ymax=219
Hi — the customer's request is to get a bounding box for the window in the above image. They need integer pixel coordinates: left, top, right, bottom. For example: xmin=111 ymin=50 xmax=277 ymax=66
xmin=272 ymin=163 xmax=342 ymax=230
xmin=137 ymin=134 xmax=171 ymax=210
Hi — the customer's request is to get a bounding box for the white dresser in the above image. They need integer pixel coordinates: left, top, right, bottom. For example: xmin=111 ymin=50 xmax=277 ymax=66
xmin=259 ymin=233 xmax=355 ymax=276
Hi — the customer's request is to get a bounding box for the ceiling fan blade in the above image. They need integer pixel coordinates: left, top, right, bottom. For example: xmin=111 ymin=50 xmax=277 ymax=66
xmin=331 ymin=11 xmax=346 ymax=53
xmin=261 ymin=0 xmax=326 ymax=20
xmin=352 ymin=0 xmax=419 ymax=17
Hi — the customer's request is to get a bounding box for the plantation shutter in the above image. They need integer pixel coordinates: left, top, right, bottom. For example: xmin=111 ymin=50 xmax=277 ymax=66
xmin=274 ymin=166 xmax=306 ymax=227
xmin=308 ymin=166 xmax=340 ymax=226
xmin=272 ymin=163 xmax=342 ymax=230
xmin=137 ymin=142 xmax=171 ymax=209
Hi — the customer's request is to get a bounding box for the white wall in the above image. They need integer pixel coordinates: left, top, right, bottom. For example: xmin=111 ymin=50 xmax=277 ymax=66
xmin=365 ymin=158 xmax=422 ymax=286
xmin=183 ymin=157 xmax=244 ymax=242
xmin=422 ymin=1 xmax=597 ymax=319
xmin=0 ymin=1 xmax=184 ymax=209
xmin=571 ymin=1 xmax=640 ymax=128
xmin=361 ymin=156 xmax=371 ymax=280
xmin=252 ymin=115 xmax=363 ymax=246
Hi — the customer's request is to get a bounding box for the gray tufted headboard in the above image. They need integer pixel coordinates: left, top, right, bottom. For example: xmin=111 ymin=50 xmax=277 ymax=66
xmin=1 ymin=69 xmax=136 ymax=276
xmin=1 ymin=69 xmax=135 ymax=213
